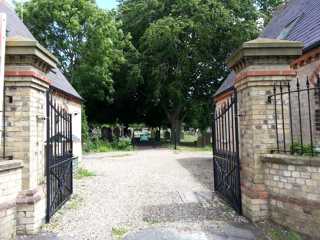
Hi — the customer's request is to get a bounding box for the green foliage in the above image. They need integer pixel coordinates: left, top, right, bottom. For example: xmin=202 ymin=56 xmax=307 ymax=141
xmin=112 ymin=138 xmax=132 ymax=150
xmin=290 ymin=142 xmax=317 ymax=156
xmin=186 ymin=101 xmax=212 ymax=133
xmin=17 ymin=0 xmax=139 ymax=117
xmin=75 ymin=168 xmax=96 ymax=179
xmin=112 ymin=227 xmax=128 ymax=240
xmin=268 ymin=229 xmax=302 ymax=240
xmin=119 ymin=0 xmax=259 ymax=136
xmin=18 ymin=0 xmax=279 ymax=129
xmin=255 ymin=0 xmax=286 ymax=25
xmin=81 ymin=105 xmax=89 ymax=145
xmin=84 ymin=138 xmax=132 ymax=153
xmin=175 ymin=145 xmax=212 ymax=152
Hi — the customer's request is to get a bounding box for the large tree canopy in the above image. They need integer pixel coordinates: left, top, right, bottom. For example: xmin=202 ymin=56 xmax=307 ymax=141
xmin=16 ymin=0 xmax=286 ymax=137
xmin=255 ymin=0 xmax=286 ymax=25
xmin=119 ymin=0 xmax=259 ymax=139
xmin=17 ymin=0 xmax=137 ymax=105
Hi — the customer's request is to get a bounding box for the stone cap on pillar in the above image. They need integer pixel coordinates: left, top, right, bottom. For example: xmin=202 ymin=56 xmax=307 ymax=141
xmin=6 ymin=36 xmax=58 ymax=73
xmin=0 ymin=159 xmax=23 ymax=172
xmin=227 ymin=38 xmax=304 ymax=73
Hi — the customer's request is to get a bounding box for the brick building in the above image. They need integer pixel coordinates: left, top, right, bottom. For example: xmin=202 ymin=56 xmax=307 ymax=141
xmin=215 ymin=0 xmax=320 ymax=148
xmin=212 ymin=0 xmax=320 ymax=238
xmin=0 ymin=2 xmax=82 ymax=239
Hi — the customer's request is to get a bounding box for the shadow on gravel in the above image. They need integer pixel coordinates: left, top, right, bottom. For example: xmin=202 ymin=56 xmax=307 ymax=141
xmin=142 ymin=201 xmax=233 ymax=223
xmin=17 ymin=232 xmax=59 ymax=240
xmin=177 ymin=157 xmax=213 ymax=189
xmin=141 ymin=202 xmax=266 ymax=239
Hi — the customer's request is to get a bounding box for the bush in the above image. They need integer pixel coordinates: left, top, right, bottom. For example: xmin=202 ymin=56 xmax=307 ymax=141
xmin=81 ymin=106 xmax=90 ymax=145
xmin=290 ymin=142 xmax=317 ymax=156
xmin=84 ymin=137 xmax=132 ymax=153
xmin=111 ymin=138 xmax=132 ymax=150
xmin=75 ymin=168 xmax=96 ymax=179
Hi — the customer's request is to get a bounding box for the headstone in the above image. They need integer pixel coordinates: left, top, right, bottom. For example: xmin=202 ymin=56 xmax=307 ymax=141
xmin=114 ymin=127 xmax=120 ymax=140
xmin=155 ymin=129 xmax=161 ymax=142
xmin=101 ymin=127 xmax=108 ymax=140
xmin=164 ymin=130 xmax=171 ymax=141
xmin=106 ymin=127 xmax=113 ymax=142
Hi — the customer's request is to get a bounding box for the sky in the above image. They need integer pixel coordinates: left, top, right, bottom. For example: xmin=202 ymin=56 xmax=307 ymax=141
xmin=96 ymin=0 xmax=118 ymax=9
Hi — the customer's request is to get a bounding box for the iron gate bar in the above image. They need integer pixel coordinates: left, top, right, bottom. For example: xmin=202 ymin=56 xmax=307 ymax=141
xmin=212 ymin=88 xmax=242 ymax=214
xmin=307 ymin=78 xmax=314 ymax=156
xmin=267 ymin=77 xmax=320 ymax=155
xmin=287 ymin=81 xmax=294 ymax=154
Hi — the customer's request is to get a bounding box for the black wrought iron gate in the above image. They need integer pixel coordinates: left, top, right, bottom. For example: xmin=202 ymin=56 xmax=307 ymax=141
xmin=212 ymin=89 xmax=242 ymax=214
xmin=46 ymin=89 xmax=74 ymax=222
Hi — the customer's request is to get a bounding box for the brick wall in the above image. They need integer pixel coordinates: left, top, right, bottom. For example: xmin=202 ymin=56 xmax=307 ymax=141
xmin=0 ymin=160 xmax=22 ymax=240
xmin=16 ymin=186 xmax=46 ymax=235
xmin=262 ymin=154 xmax=320 ymax=238
xmin=290 ymin=58 xmax=320 ymax=148
xmin=4 ymin=74 xmax=48 ymax=234
xmin=227 ymin=38 xmax=302 ymax=221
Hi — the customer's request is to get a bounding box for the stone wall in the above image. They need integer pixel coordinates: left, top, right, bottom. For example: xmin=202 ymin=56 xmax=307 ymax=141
xmin=1 ymin=36 xmax=57 ymax=236
xmin=0 ymin=24 xmax=81 ymax=239
xmin=4 ymin=66 xmax=49 ymax=234
xmin=4 ymin=81 xmax=47 ymax=190
xmin=227 ymin=38 xmax=303 ymax=221
xmin=262 ymin=154 xmax=320 ymax=238
xmin=16 ymin=186 xmax=46 ymax=235
xmin=0 ymin=160 xmax=23 ymax=240
xmin=214 ymin=38 xmax=320 ymax=238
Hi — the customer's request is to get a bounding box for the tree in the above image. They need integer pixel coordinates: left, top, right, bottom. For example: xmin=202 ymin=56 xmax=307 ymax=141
xmin=120 ymin=0 xmax=259 ymax=143
xmin=16 ymin=0 xmax=133 ymax=106
xmin=255 ymin=0 xmax=286 ymax=25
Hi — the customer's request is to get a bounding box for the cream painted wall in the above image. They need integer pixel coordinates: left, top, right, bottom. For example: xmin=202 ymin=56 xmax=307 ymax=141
xmin=51 ymin=93 xmax=82 ymax=163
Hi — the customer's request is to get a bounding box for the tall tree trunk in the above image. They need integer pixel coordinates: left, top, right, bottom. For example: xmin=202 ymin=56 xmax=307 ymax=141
xmin=169 ymin=117 xmax=182 ymax=145
xmin=162 ymin=105 xmax=183 ymax=146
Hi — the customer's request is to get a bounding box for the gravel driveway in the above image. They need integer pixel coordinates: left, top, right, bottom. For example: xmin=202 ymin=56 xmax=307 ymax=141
xmin=19 ymin=149 xmax=266 ymax=240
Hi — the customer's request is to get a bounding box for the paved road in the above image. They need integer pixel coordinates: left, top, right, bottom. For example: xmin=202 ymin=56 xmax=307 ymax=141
xmin=18 ymin=149 xmax=266 ymax=240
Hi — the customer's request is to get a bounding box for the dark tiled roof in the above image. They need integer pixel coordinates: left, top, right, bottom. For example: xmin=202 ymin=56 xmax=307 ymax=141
xmin=47 ymin=69 xmax=82 ymax=100
xmin=49 ymin=68 xmax=82 ymax=100
xmin=215 ymin=0 xmax=320 ymax=97
xmin=0 ymin=2 xmax=35 ymax=40
xmin=214 ymin=71 xmax=236 ymax=97
xmin=0 ymin=2 xmax=81 ymax=100
xmin=261 ymin=0 xmax=320 ymax=51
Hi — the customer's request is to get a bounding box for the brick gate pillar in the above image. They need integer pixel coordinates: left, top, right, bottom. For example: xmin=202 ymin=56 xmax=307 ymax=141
xmin=4 ymin=36 xmax=58 ymax=234
xmin=227 ymin=38 xmax=303 ymax=221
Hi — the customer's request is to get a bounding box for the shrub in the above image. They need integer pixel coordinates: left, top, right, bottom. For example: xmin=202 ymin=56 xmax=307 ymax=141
xmin=290 ymin=142 xmax=318 ymax=156
xmin=84 ymin=137 xmax=132 ymax=153
xmin=268 ymin=229 xmax=302 ymax=240
xmin=75 ymin=168 xmax=96 ymax=179
xmin=111 ymin=138 xmax=132 ymax=151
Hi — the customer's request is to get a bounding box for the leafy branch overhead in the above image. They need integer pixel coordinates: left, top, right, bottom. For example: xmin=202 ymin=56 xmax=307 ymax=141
xmin=17 ymin=0 xmax=138 ymax=104
xmin=119 ymin=0 xmax=260 ymax=136
xmin=17 ymin=0 xmax=286 ymax=133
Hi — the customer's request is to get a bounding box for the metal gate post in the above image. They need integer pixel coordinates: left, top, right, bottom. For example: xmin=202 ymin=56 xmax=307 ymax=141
xmin=234 ymin=89 xmax=242 ymax=214
xmin=46 ymin=90 xmax=50 ymax=223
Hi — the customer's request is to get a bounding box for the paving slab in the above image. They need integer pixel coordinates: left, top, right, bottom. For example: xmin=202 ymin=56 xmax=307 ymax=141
xmin=123 ymin=225 xmax=256 ymax=240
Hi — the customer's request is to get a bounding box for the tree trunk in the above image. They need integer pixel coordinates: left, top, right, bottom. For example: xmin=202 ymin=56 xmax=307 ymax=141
xmin=163 ymin=106 xmax=183 ymax=147
xmin=170 ymin=118 xmax=182 ymax=145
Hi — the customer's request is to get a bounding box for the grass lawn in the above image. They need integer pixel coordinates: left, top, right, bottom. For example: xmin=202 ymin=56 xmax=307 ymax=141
xmin=175 ymin=145 xmax=212 ymax=152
